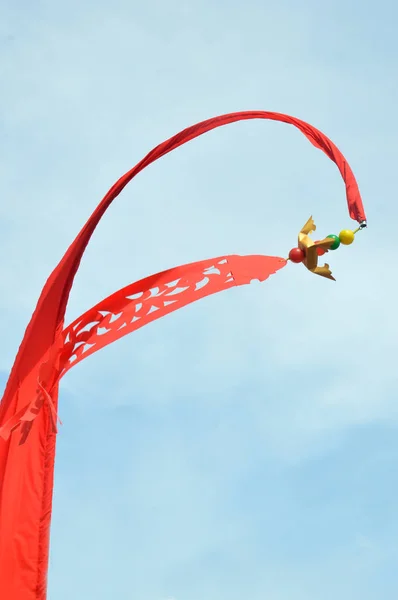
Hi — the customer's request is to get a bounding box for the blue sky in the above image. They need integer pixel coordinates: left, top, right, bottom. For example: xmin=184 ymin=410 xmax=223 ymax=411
xmin=1 ymin=0 xmax=398 ymax=598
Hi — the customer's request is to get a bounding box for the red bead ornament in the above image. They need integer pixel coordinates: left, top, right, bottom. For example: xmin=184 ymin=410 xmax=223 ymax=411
xmin=288 ymin=247 xmax=305 ymax=263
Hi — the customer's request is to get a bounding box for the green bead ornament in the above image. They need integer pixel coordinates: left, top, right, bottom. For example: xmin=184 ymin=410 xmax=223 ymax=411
xmin=327 ymin=234 xmax=340 ymax=250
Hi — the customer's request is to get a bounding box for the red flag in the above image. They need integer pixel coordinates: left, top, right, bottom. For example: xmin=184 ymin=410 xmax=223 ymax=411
xmin=0 ymin=111 xmax=365 ymax=600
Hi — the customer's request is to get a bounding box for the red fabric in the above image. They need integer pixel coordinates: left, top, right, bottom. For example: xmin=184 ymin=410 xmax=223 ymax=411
xmin=0 ymin=254 xmax=286 ymax=442
xmin=0 ymin=254 xmax=286 ymax=600
xmin=59 ymin=254 xmax=286 ymax=378
xmin=0 ymin=111 xmax=366 ymax=600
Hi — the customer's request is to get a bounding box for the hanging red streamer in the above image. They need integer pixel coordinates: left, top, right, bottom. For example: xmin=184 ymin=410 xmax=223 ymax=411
xmin=0 ymin=111 xmax=366 ymax=600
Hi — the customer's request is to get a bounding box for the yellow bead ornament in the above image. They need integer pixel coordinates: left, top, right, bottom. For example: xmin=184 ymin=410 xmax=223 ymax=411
xmin=339 ymin=229 xmax=355 ymax=245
